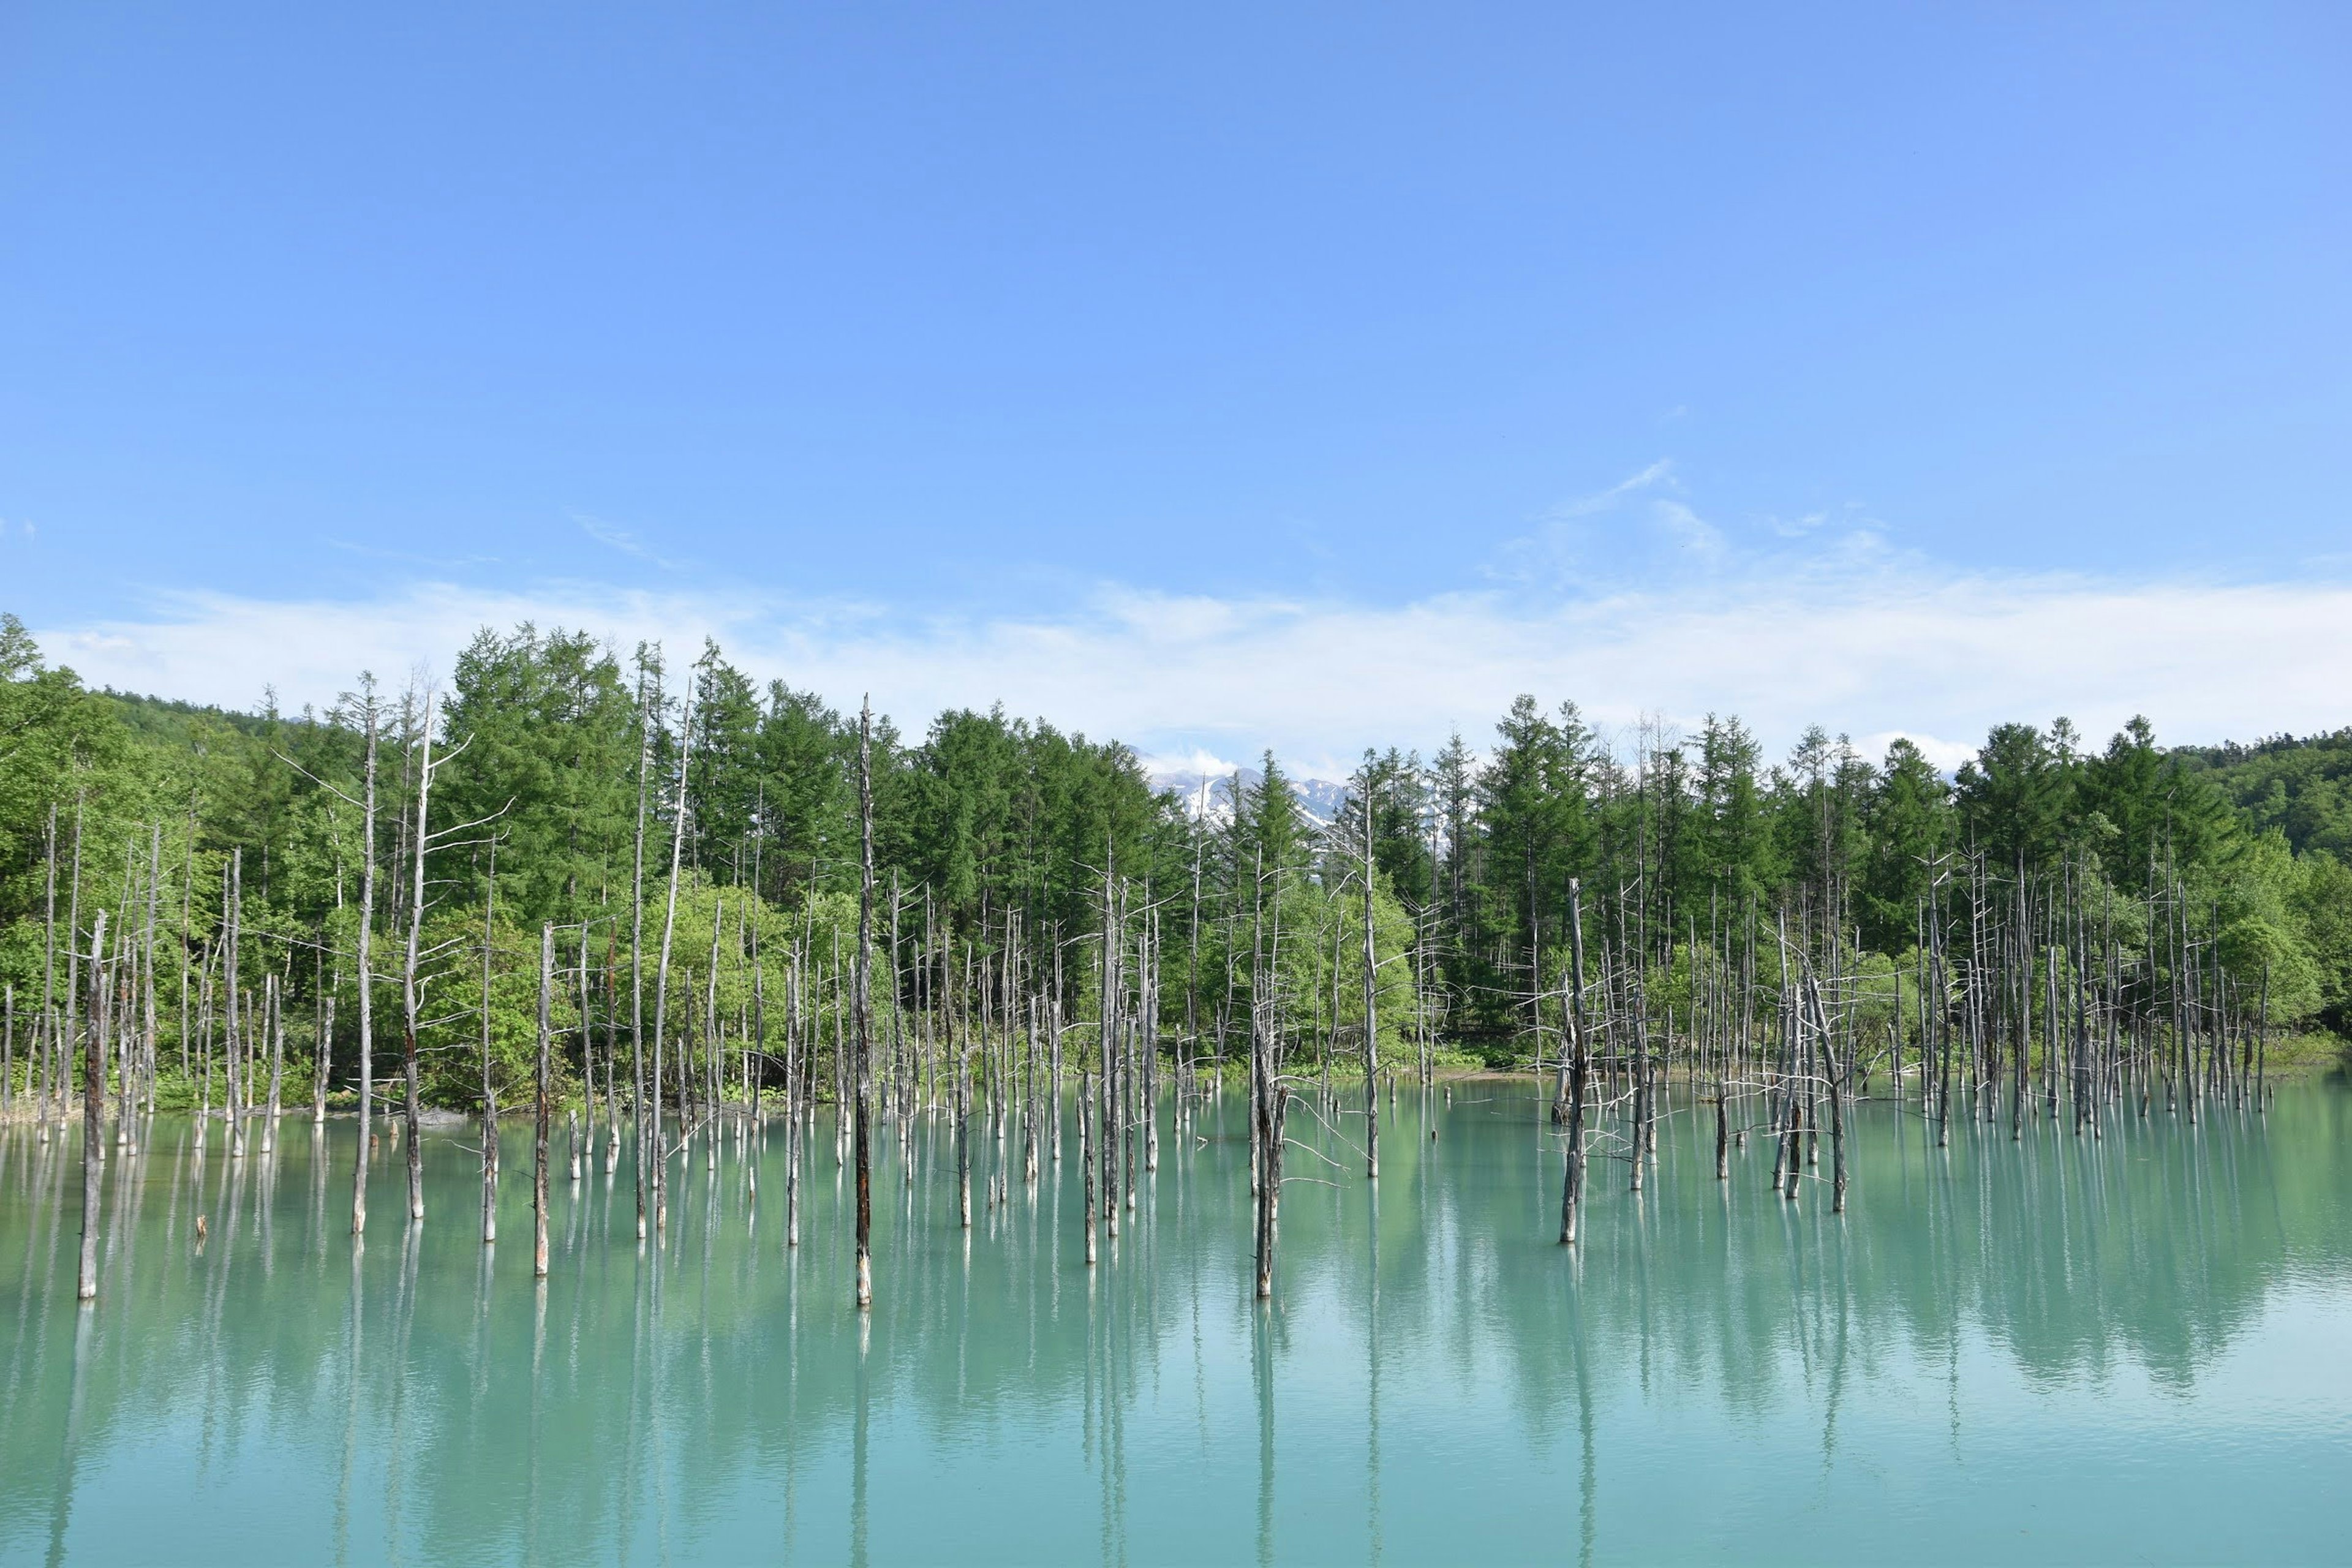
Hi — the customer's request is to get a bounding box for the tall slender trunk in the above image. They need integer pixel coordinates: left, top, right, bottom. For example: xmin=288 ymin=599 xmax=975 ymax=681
xmin=1361 ymin=805 xmax=1379 ymax=1181
xmin=64 ymin=797 xmax=83 ymax=1140
xmin=1558 ymin=879 xmax=1591 ymax=1245
xmin=181 ymin=812 xmax=197 ymax=1099
xmin=1080 ymin=1063 xmax=1095 ymax=1264
xmin=39 ymin=805 xmax=56 ymax=1139
xmin=352 ymin=698 xmax=380 ymax=1237
xmin=140 ymin=824 xmax=161 ymax=1121
xmin=629 ymin=660 xmax=654 ymax=1237
xmin=263 ymin=972 xmax=284 ymax=1153
xmin=534 ymin=924 xmax=553 ymax=1279
xmin=313 ymin=981 xmax=334 ymax=1128
xmin=576 ymin=929 xmax=592 ymax=1183
xmin=481 ymin=843 xmax=501 ymax=1244
xmin=226 ymin=850 xmax=244 ymax=1158
xmin=853 ymin=698 xmax=875 ymax=1310
xmin=401 ymin=692 xmax=439 ymax=1222
xmin=785 ymin=949 xmax=802 ymax=1248
xmin=78 ymin=910 xmax=110 ymax=1301
xmin=649 ymin=677 xmax=695 ymax=1234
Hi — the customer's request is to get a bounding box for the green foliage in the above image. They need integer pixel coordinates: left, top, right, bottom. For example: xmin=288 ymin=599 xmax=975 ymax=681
xmin=2178 ymin=727 xmax=2352 ymax=859
xmin=6 ymin=603 xmax=2351 ymax=1122
xmin=439 ymin=624 xmax=641 ymax=927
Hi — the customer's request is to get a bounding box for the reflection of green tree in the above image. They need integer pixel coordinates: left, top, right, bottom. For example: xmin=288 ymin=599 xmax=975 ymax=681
xmin=1 ymin=1087 xmax=2346 ymax=1559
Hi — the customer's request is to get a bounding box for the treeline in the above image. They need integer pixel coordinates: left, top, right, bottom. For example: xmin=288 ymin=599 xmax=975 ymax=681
xmin=0 ymin=610 xmax=2346 ymax=1124
xmin=1389 ymin=703 xmax=2351 ymax=1045
xmin=2177 ymin=728 xmax=2352 ymax=859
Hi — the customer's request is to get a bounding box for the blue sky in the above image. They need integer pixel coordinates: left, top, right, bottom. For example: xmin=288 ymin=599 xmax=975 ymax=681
xmin=4 ymin=4 xmax=2348 ymax=774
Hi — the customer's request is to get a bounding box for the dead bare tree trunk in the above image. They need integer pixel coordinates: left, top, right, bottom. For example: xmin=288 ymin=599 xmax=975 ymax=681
xmin=225 ymin=850 xmax=244 ymax=1159
xmin=628 ymin=657 xmax=654 ymax=1237
xmin=1080 ymin=1063 xmax=1095 ymax=1264
xmin=38 ymin=805 xmax=56 ymax=1142
xmin=399 ymin=690 xmax=442 ymax=1223
xmin=853 ymin=696 xmax=875 ymax=1311
xmin=1558 ymin=878 xmax=1591 ymax=1245
xmin=263 ymin=972 xmax=284 ymax=1154
xmin=77 ymin=910 xmax=109 ymax=1301
xmin=958 ymin=998 xmax=973 ymax=1231
xmin=534 ymin=923 xmax=552 ymax=1280
xmin=1361 ymin=801 xmax=1379 ymax=1182
xmin=352 ymin=690 xmax=380 ymax=1238
xmin=140 ymin=824 xmax=161 ymax=1123
xmin=649 ymin=675 xmax=695 ymax=1235
xmin=785 ymin=949 xmax=802 ymax=1247
xmin=481 ymin=843 xmax=500 ymax=1245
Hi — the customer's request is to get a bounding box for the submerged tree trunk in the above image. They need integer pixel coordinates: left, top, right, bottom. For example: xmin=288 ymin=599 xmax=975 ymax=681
xmin=352 ymin=696 xmax=380 ymax=1238
xmin=1361 ymin=805 xmax=1379 ymax=1182
xmin=225 ymin=850 xmax=245 ymax=1159
xmin=481 ymin=846 xmax=500 ymax=1245
xmin=401 ymin=690 xmax=440 ymax=1224
xmin=853 ymin=697 xmax=876 ymax=1311
xmin=38 ymin=805 xmax=56 ymax=1142
xmin=314 ymin=991 xmax=335 ymax=1128
xmin=958 ymin=1031 xmax=973 ymax=1231
xmin=263 ymin=972 xmax=284 ymax=1155
xmin=534 ymin=923 xmax=552 ymax=1280
xmin=649 ymin=677 xmax=695 ymax=1235
xmin=77 ymin=910 xmax=110 ymax=1301
xmin=785 ymin=952 xmax=802 ymax=1248
xmin=1558 ymin=879 xmax=1591 ymax=1246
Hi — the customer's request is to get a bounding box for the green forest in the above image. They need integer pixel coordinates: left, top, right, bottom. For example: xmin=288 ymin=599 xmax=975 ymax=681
xmin=2 ymin=609 xmax=2347 ymax=1123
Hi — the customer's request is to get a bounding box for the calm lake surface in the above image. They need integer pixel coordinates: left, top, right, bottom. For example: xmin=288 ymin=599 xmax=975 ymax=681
xmin=4 ymin=1080 xmax=2348 ymax=1566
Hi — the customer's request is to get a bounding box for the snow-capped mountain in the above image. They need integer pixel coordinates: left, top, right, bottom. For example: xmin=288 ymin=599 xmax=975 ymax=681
xmin=1152 ymin=768 xmax=1352 ymax=829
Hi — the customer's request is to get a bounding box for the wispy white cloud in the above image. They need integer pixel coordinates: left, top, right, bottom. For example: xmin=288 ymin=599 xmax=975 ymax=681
xmin=1137 ymin=747 xmax=1247 ymax=782
xmin=573 ymin=513 xmax=686 ymax=571
xmin=1552 ymin=459 xmax=1675 ymax=519
xmin=37 ymin=560 xmax=2352 ymax=775
xmin=1649 ymin=499 xmax=1725 ymax=560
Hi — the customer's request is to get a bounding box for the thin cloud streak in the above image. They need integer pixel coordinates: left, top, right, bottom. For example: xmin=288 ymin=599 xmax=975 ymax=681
xmin=36 ymin=565 xmax=2352 ymax=777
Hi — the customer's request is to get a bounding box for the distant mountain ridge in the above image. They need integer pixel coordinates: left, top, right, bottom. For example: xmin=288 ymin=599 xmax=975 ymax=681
xmin=1151 ymin=767 xmax=1351 ymax=829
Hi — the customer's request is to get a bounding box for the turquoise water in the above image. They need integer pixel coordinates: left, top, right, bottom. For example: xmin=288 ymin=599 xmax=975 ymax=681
xmin=3 ymin=1080 xmax=2348 ymax=1565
